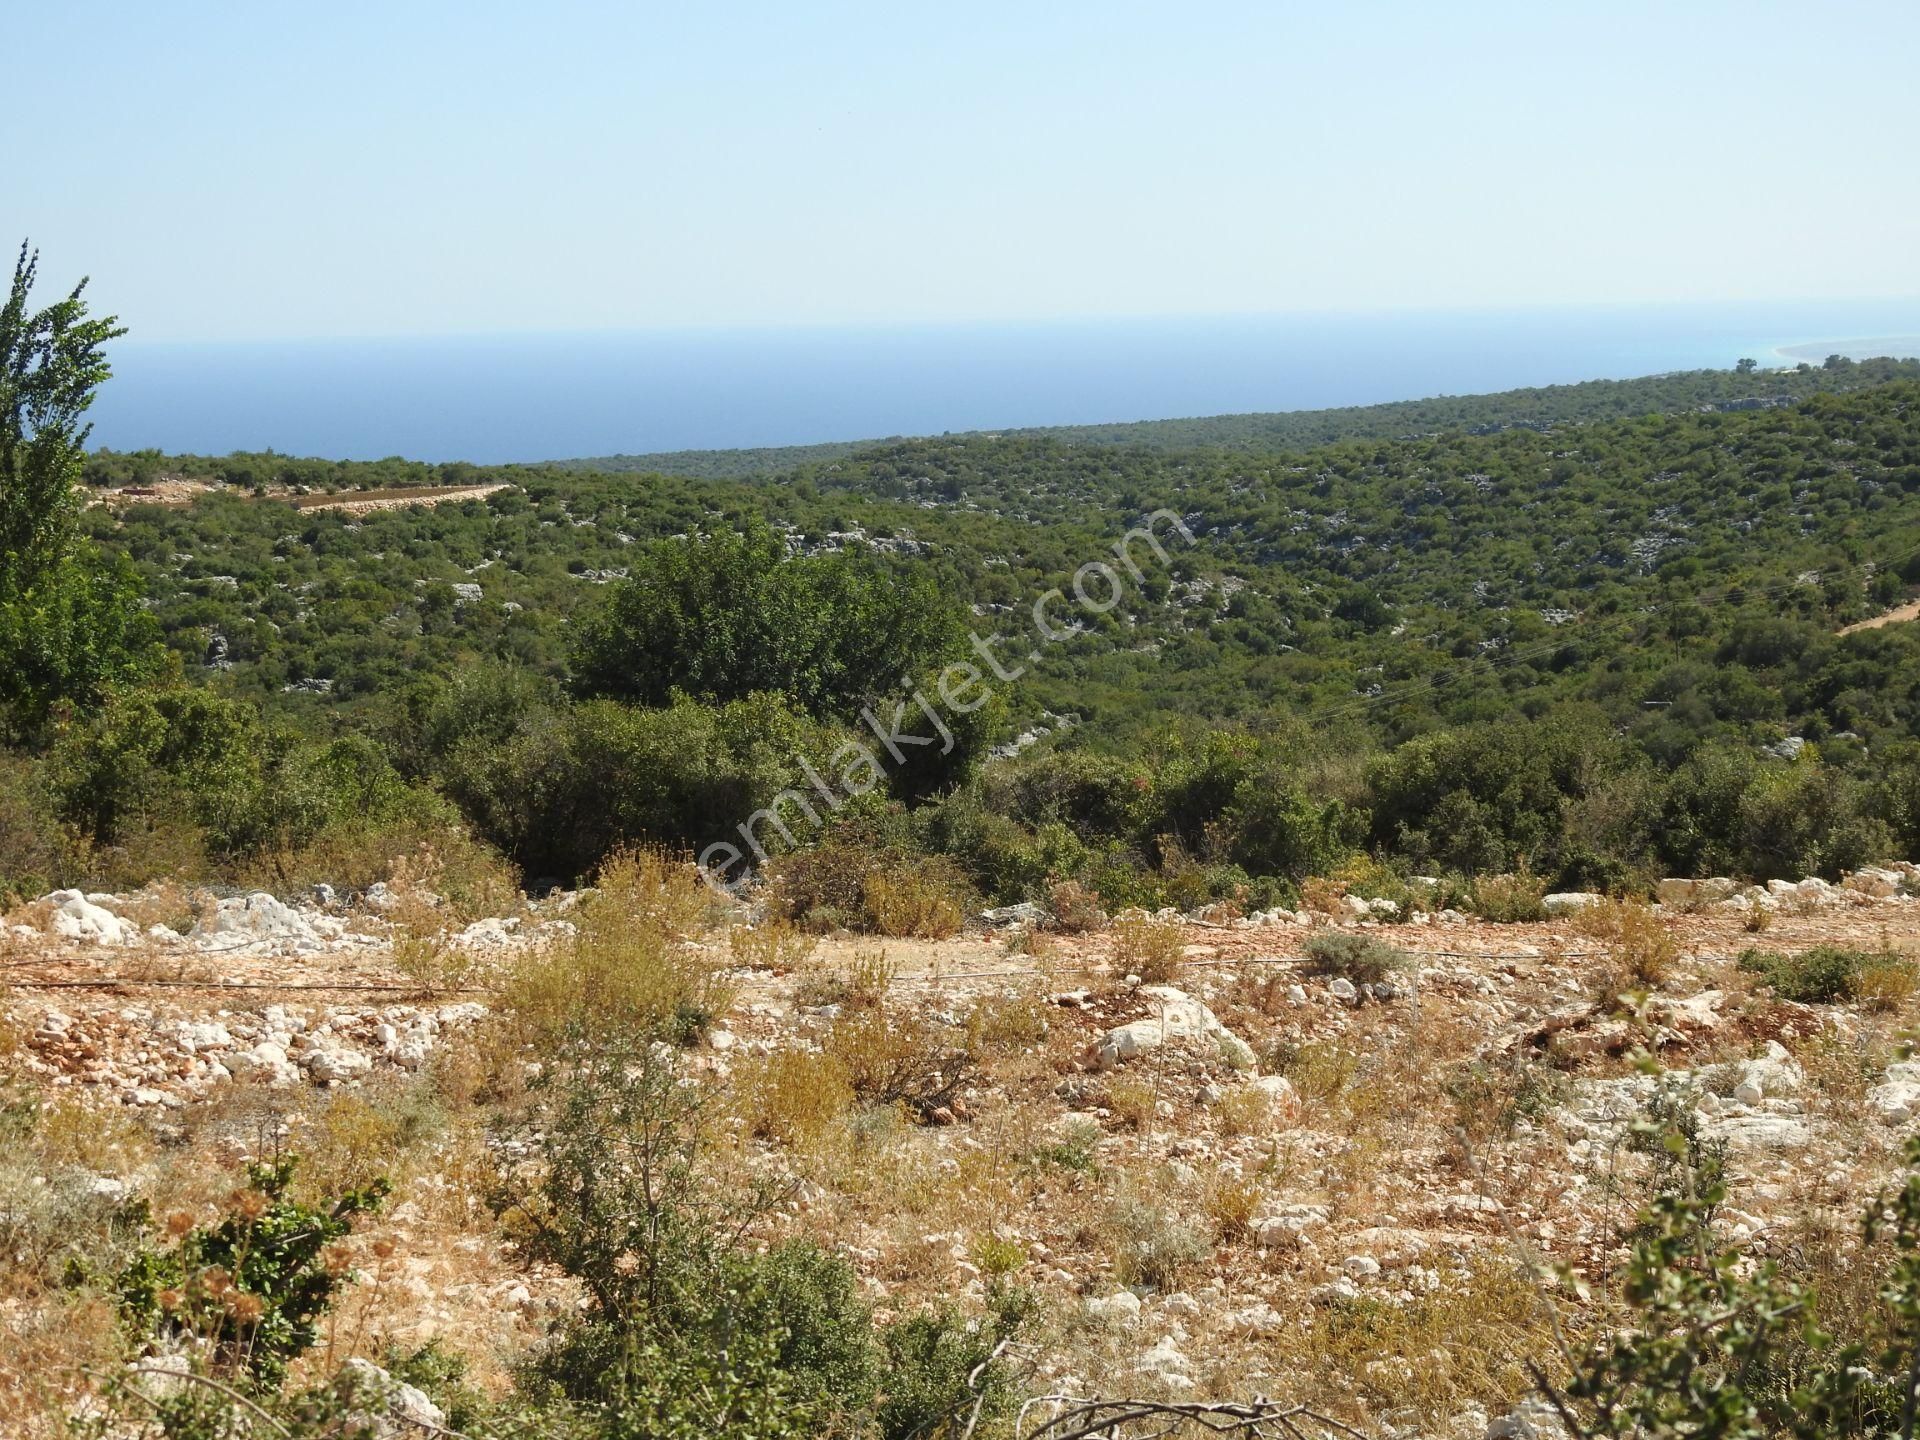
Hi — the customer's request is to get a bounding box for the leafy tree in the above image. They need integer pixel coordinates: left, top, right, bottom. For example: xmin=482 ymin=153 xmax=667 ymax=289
xmin=0 ymin=243 xmax=150 ymax=734
xmin=569 ymin=523 xmax=966 ymax=720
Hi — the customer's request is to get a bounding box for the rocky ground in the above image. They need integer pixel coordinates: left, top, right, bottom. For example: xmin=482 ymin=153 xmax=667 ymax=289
xmin=5 ymin=869 xmax=1920 ymax=1437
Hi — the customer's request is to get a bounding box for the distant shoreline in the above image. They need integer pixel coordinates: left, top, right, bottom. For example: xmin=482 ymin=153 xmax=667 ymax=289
xmin=90 ymin=302 xmax=1920 ymax=462
xmin=1774 ymin=335 xmax=1920 ymax=365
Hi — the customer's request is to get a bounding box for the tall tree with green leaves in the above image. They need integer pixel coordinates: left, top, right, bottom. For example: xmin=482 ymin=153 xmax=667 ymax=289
xmin=0 ymin=242 xmax=152 ymax=737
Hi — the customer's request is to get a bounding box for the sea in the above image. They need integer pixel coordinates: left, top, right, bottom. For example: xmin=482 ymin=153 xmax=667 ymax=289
xmin=86 ymin=298 xmax=1920 ymax=465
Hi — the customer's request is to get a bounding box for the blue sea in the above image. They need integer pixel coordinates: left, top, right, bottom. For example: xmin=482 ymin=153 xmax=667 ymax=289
xmin=87 ymin=299 xmax=1920 ymax=464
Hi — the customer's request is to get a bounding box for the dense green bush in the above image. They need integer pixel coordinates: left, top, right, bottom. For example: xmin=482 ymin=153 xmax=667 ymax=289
xmin=1737 ymin=945 xmax=1918 ymax=1005
xmin=40 ymin=685 xmax=471 ymax=893
xmin=440 ymin=690 xmax=840 ymax=883
xmin=570 ymin=524 xmax=944 ymax=714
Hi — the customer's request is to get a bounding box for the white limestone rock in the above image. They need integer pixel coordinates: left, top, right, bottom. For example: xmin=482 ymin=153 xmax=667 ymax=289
xmin=1095 ymin=986 xmax=1256 ymax=1072
xmin=190 ymin=892 xmax=325 ymax=955
xmin=44 ymin=890 xmax=136 ymax=946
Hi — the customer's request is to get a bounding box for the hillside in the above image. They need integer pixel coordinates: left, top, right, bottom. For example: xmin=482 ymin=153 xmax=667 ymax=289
xmin=95 ymin=375 xmax=1920 ymax=753
xmin=555 ymin=356 xmax=1920 ymax=476
xmin=16 ymin=344 xmax=1920 ymax=1439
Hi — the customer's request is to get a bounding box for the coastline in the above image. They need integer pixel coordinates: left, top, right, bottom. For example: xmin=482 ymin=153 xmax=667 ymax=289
xmin=1773 ymin=334 xmax=1920 ymax=365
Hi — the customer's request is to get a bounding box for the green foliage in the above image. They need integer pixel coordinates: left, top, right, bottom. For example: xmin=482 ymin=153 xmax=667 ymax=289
xmin=1737 ymin=945 xmax=1917 ymax=1005
xmin=504 ymin=1034 xmax=1026 ymax=1438
xmin=441 ymin=689 xmax=837 ymax=882
xmin=564 ymin=357 xmax=1920 ymax=471
xmin=0 ymin=243 xmax=124 ymax=593
xmin=0 ymin=750 xmax=66 ymax=903
xmin=1469 ymin=871 xmax=1550 ymax=924
xmin=1299 ymin=932 xmax=1411 ymax=987
xmin=44 ymin=684 xmax=457 ymax=878
xmin=1539 ymin=1119 xmax=1920 ymax=1436
xmin=116 ymin=1155 xmax=387 ymax=1385
xmin=569 ymin=522 xmax=963 ymax=721
xmin=13 ymin=362 xmax=1920 ymax=901
xmin=876 ymin=1286 xmax=1034 ymax=1440
xmin=0 ymin=244 xmax=153 ymax=734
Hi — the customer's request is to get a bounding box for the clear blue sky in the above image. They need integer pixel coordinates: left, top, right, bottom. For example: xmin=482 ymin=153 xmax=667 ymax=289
xmin=7 ymin=0 xmax=1916 ymax=342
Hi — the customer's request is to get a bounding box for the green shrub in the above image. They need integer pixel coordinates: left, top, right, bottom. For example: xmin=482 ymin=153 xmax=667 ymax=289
xmin=568 ymin=522 xmax=962 ymax=722
xmin=506 ymin=1029 xmax=1024 ymax=1437
xmin=1535 ymin=1123 xmax=1920 ymax=1433
xmin=876 ymin=1286 xmax=1034 ymax=1440
xmin=1367 ymin=711 xmax=1628 ymax=876
xmin=1300 ymin=932 xmax=1410 ymax=986
xmin=1737 ymin=945 xmax=1918 ymax=1006
xmin=0 ymin=752 xmax=66 ymax=904
xmin=116 ymin=1155 xmax=387 ymax=1384
xmin=444 ymin=690 xmax=838 ymax=884
xmin=1469 ymin=870 xmax=1549 ymax=923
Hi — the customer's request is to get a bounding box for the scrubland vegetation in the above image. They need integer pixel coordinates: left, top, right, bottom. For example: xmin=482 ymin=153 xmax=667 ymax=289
xmin=17 ymin=341 xmax=1920 ymax=910
xmin=15 ymin=246 xmax=1920 ymax=1436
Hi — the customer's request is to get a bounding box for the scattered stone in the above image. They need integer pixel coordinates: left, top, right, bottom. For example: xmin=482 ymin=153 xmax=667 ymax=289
xmin=980 ymin=901 xmax=1046 ymax=926
xmin=1095 ymin=987 xmax=1256 ymax=1071
xmin=189 ymin=892 xmax=326 ymax=955
xmin=335 ymin=1358 xmax=447 ymax=1436
xmin=1086 ymin=1291 xmax=1142 ymax=1324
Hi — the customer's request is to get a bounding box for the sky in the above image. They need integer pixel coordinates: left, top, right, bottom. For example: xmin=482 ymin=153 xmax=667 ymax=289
xmin=7 ymin=0 xmax=1918 ymax=343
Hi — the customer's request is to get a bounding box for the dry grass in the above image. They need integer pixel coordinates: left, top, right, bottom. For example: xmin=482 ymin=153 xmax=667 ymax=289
xmin=1854 ymin=952 xmax=1920 ymax=1013
xmin=729 ymin=916 xmax=817 ymax=971
xmin=111 ymin=879 xmax=201 ymax=936
xmin=291 ymin=1079 xmax=450 ymax=1200
xmin=1574 ymin=898 xmax=1679 ymax=1001
xmin=740 ymin=1047 xmax=855 ymax=1145
xmin=824 ymin=1005 xmax=973 ymax=1119
xmin=1104 ymin=1190 xmax=1211 ymax=1290
xmin=0 ymin=1291 xmax=122 ymax=1438
xmin=794 ymin=946 xmax=897 ymax=1010
xmin=391 ymin=932 xmax=485 ymax=997
xmin=863 ymin=869 xmax=966 ymax=939
xmin=28 ymin=1094 xmax=153 ymax=1175
xmin=1112 ymin=910 xmax=1186 ymax=983
xmin=239 ymin=829 xmax=521 ymax=925
xmin=1275 ymin=1040 xmax=1364 ymax=1110
xmin=1264 ymin=1254 xmax=1564 ymax=1419
xmin=1213 ymin=1085 xmax=1274 ymax=1138
xmin=1202 ymin=1173 xmax=1264 ymax=1241
xmin=501 ymin=847 xmax=729 ymax=1046
xmin=1047 ymin=879 xmax=1106 ymax=933
xmin=1002 ymin=924 xmax=1061 ymax=959
xmin=1105 ymin=1076 xmax=1160 ymax=1132
xmin=1300 ymin=875 xmax=1347 ymax=916
xmin=967 ymin=986 xmax=1050 ymax=1054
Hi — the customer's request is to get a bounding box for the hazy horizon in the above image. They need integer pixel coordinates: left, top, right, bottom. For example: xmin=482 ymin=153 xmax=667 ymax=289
xmin=85 ymin=297 xmax=1920 ymax=463
xmin=9 ymin=2 xmax=1919 ymax=346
